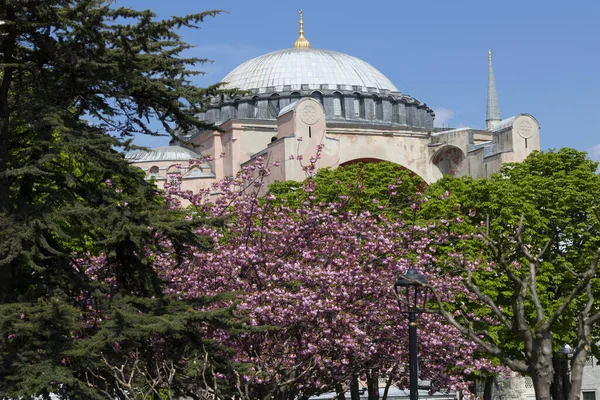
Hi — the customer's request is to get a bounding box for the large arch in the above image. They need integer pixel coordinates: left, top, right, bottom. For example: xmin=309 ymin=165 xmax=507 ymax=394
xmin=339 ymin=157 xmax=426 ymax=184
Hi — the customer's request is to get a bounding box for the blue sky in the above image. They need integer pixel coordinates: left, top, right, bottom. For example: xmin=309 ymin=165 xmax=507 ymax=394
xmin=120 ymin=0 xmax=600 ymax=159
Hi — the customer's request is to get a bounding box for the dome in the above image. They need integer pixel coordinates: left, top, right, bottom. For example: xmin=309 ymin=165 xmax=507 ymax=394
xmin=221 ymin=48 xmax=399 ymax=94
xmin=197 ymin=16 xmax=435 ymax=130
xmin=126 ymin=146 xmax=201 ymax=163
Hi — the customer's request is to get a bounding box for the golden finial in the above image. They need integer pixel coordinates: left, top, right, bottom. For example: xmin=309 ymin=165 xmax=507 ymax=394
xmin=294 ymin=9 xmax=311 ymax=48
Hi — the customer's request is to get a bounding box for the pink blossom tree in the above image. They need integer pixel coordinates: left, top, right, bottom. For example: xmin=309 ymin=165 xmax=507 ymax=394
xmin=143 ymin=156 xmax=503 ymax=399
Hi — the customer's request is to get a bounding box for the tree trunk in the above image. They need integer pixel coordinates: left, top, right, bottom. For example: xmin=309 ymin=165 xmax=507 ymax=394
xmin=569 ymin=325 xmax=590 ymax=400
xmin=532 ymin=374 xmax=554 ymax=400
xmin=366 ymin=368 xmax=379 ymax=400
xmin=0 ymin=4 xmax=17 ymax=304
xmin=530 ymin=333 xmax=555 ymax=400
xmin=381 ymin=375 xmax=393 ymax=400
xmin=569 ymin=354 xmax=584 ymax=400
xmin=0 ymin=5 xmax=16 ymax=213
xmin=468 ymin=382 xmax=477 ymax=399
xmin=483 ymin=376 xmax=494 ymax=400
xmin=350 ymin=374 xmax=361 ymax=400
xmin=336 ymin=383 xmax=346 ymax=400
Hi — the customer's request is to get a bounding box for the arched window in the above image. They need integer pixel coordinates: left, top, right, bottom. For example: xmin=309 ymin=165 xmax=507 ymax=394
xmin=333 ymin=92 xmax=344 ymax=117
xmin=268 ymin=94 xmax=280 ymax=118
xmin=353 ymin=93 xmax=364 ymax=119
xmin=311 ymin=91 xmax=323 ymax=105
xmin=290 ymin=92 xmax=301 ymax=103
xmin=251 ymin=96 xmax=259 ymax=118
xmin=373 ymin=95 xmax=383 ymax=120
xmin=149 ymin=166 xmax=159 ymax=179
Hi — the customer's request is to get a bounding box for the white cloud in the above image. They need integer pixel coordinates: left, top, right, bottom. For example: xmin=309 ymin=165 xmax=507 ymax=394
xmin=589 ymin=144 xmax=600 ymax=161
xmin=433 ymin=107 xmax=455 ymax=128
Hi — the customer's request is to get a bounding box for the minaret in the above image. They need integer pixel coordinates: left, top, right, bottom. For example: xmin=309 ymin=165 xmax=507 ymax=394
xmin=293 ymin=10 xmax=311 ymax=48
xmin=486 ymin=49 xmax=501 ymax=130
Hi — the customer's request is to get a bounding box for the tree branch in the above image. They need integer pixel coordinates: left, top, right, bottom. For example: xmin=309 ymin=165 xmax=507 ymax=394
xmin=548 ymin=248 xmax=600 ymax=327
xmin=462 ymin=265 xmax=512 ymax=330
xmin=428 ymin=285 xmax=529 ymax=373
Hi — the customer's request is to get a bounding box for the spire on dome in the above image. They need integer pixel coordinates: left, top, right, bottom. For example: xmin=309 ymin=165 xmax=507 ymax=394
xmin=486 ymin=49 xmax=501 ymax=130
xmin=293 ymin=9 xmax=311 ymax=48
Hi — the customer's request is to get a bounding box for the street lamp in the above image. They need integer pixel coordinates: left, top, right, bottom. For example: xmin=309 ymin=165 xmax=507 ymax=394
xmin=558 ymin=343 xmax=575 ymax=399
xmin=394 ymin=267 xmax=430 ymax=400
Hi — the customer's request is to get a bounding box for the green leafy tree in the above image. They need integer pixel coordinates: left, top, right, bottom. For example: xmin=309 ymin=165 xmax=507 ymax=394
xmin=422 ymin=149 xmax=600 ymax=400
xmin=0 ymin=1 xmax=244 ymax=398
xmin=269 ymin=161 xmax=424 ymax=214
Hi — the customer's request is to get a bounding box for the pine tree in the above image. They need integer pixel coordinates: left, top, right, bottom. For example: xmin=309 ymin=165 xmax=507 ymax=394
xmin=0 ymin=1 xmax=243 ymax=397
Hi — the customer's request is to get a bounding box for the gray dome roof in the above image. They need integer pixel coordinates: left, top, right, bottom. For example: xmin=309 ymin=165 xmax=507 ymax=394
xmin=126 ymin=146 xmax=201 ymax=163
xmin=221 ymin=48 xmax=399 ymax=93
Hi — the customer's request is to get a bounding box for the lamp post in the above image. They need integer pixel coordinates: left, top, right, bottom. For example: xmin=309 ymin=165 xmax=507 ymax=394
xmin=394 ymin=268 xmax=430 ymax=400
xmin=558 ymin=344 xmax=574 ymax=399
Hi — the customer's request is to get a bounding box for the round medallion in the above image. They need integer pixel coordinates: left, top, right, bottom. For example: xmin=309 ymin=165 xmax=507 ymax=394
xmin=517 ymin=118 xmax=534 ymax=139
xmin=300 ymin=105 xmax=320 ymax=125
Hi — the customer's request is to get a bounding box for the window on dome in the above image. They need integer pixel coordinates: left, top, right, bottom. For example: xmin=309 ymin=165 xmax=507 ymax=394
xmin=251 ymin=96 xmax=259 ymax=118
xmin=311 ymin=91 xmax=323 ymax=105
xmin=290 ymin=92 xmax=301 ymax=103
xmin=268 ymin=94 xmax=280 ymax=118
xmin=353 ymin=94 xmax=364 ymax=119
xmin=333 ymin=93 xmax=344 ymax=117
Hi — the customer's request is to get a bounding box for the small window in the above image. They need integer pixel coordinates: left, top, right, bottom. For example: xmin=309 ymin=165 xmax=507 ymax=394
xmin=290 ymin=92 xmax=301 ymax=102
xmin=251 ymin=96 xmax=259 ymax=118
xmin=333 ymin=93 xmax=344 ymax=117
xmin=583 ymin=392 xmax=596 ymax=400
xmin=149 ymin=166 xmax=159 ymax=176
xmin=353 ymin=94 xmax=364 ymax=119
xmin=268 ymin=94 xmax=280 ymax=118
xmin=311 ymin=91 xmax=323 ymax=105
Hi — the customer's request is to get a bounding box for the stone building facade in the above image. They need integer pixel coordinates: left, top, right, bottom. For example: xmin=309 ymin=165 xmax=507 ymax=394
xmin=127 ymin=11 xmax=541 ymax=194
